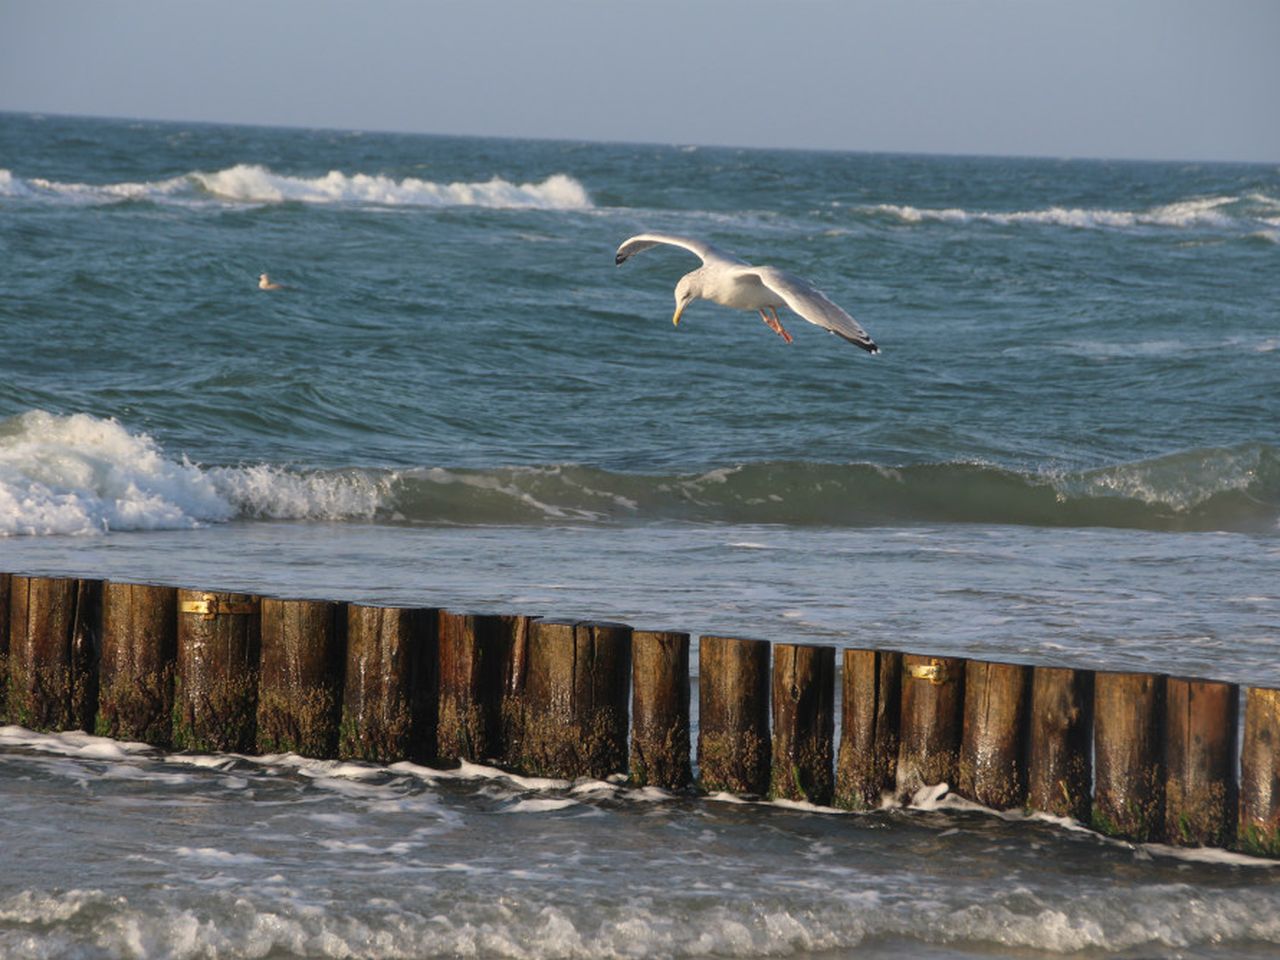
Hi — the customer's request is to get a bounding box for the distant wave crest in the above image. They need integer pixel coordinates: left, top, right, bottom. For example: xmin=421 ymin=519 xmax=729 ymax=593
xmin=2 ymin=412 xmax=1276 ymax=536
xmin=866 ymin=192 xmax=1279 ymax=237
xmin=0 ymin=164 xmax=593 ymax=210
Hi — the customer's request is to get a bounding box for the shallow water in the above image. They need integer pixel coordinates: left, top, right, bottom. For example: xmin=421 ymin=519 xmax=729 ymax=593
xmin=5 ymin=727 xmax=1280 ymax=960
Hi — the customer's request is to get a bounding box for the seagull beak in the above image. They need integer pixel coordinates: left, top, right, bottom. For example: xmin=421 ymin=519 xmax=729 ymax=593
xmin=672 ymin=301 xmax=686 ymax=327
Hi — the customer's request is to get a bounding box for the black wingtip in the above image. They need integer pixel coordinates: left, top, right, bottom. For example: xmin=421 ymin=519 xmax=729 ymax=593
xmin=834 ymin=329 xmax=880 ymax=354
xmin=614 ymin=253 xmax=627 ymax=266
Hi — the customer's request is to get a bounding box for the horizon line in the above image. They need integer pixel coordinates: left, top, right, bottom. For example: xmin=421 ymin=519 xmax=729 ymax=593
xmin=3 ymin=108 xmax=1276 ymax=169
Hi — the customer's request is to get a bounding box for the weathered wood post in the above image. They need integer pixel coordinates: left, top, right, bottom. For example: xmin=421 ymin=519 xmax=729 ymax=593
xmin=1163 ymin=676 xmax=1238 ymax=848
xmin=0 ymin=572 xmax=11 ymax=722
xmin=257 ymin=597 xmax=346 ymax=757
xmin=957 ymin=659 xmax=1031 ymax=809
xmin=438 ymin=611 xmax=518 ymax=763
xmin=770 ymin=643 xmax=835 ymax=804
xmin=520 ymin=619 xmax=632 ymax=779
xmin=697 ymin=634 xmax=771 ymax=796
xmin=98 ymin=581 xmax=178 ymax=745
xmin=835 ymin=648 xmax=902 ymax=810
xmin=1092 ymin=669 xmax=1166 ymax=841
xmin=497 ymin=614 xmax=536 ymax=769
xmin=1239 ymin=687 xmax=1280 ymax=856
xmin=340 ymin=603 xmax=437 ymax=763
xmin=1025 ymin=666 xmax=1094 ymax=821
xmin=895 ymin=653 xmax=965 ymax=801
xmin=630 ymin=629 xmax=692 ymax=790
xmin=7 ymin=575 xmax=102 ymax=733
xmin=173 ymin=588 xmax=261 ymax=753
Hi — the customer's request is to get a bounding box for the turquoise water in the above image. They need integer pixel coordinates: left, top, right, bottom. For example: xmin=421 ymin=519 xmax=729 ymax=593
xmin=2 ymin=112 xmax=1279 ymax=958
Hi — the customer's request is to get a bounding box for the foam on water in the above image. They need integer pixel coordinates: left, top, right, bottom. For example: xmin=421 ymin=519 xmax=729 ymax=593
xmin=868 ymin=192 xmax=1278 ymax=234
xmin=3 ymin=874 xmax=1279 ymax=959
xmin=0 ymin=410 xmax=230 ymax=535
xmin=5 ymin=725 xmax=1280 ymax=958
xmin=0 ymin=165 xmax=593 ymax=210
xmin=0 ymin=725 xmax=154 ymax=759
xmin=0 ymin=411 xmax=393 ymax=535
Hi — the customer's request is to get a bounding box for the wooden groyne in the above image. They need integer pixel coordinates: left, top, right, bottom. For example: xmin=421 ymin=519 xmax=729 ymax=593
xmin=2 ymin=572 xmax=1278 ymax=857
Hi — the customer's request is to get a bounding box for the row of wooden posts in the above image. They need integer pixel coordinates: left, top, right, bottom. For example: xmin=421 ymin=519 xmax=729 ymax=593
xmin=1 ymin=572 xmax=1277 ymax=856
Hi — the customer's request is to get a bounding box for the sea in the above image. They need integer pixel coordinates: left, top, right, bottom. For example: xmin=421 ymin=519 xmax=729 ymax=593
xmin=1 ymin=111 xmax=1278 ymax=958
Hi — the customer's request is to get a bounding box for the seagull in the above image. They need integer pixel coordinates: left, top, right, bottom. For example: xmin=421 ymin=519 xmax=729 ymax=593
xmin=615 ymin=233 xmax=878 ymax=353
xmin=258 ymin=273 xmax=283 ymax=291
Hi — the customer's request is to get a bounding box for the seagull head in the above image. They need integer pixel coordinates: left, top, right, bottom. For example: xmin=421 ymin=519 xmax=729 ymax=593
xmin=672 ymin=272 xmax=700 ymax=327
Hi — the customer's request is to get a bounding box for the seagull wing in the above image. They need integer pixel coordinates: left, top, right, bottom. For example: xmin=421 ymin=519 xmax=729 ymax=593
xmin=753 ymin=267 xmax=879 ymax=354
xmin=615 ymin=233 xmax=746 ymax=268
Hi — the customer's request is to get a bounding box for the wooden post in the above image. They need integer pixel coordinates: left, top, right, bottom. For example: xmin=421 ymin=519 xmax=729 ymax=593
xmin=0 ymin=572 xmax=10 ymax=723
xmin=957 ymin=659 xmax=1031 ymax=809
xmin=438 ymin=610 xmax=518 ymax=763
xmin=770 ymin=643 xmax=835 ymax=804
xmin=697 ymin=634 xmax=771 ymax=796
xmin=257 ymin=597 xmax=346 ymax=757
xmin=520 ymin=619 xmax=632 ymax=779
xmin=497 ymin=613 xmax=536 ymax=769
xmin=1163 ymin=676 xmax=1238 ymax=848
xmin=339 ymin=603 xmax=437 ymax=763
xmin=895 ymin=654 xmax=965 ymax=801
xmin=98 ymin=581 xmax=178 ymax=746
xmin=835 ymin=648 xmax=901 ymax=810
xmin=630 ymin=629 xmax=692 ymax=790
xmin=6 ymin=575 xmax=102 ymax=733
xmin=1025 ymin=666 xmax=1094 ymax=821
xmin=1239 ymin=687 xmax=1280 ymax=856
xmin=173 ymin=588 xmax=261 ymax=753
xmin=1092 ymin=670 xmax=1166 ymax=842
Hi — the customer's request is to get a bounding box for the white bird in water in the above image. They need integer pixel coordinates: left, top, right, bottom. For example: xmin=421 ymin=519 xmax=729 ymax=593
xmin=258 ymin=272 xmax=283 ymax=291
xmin=615 ymin=233 xmax=878 ymax=353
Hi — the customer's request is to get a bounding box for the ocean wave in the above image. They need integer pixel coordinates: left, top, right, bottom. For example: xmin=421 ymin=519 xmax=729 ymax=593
xmin=0 ymin=164 xmax=592 ymax=210
xmin=2 ymin=411 xmax=1276 ymax=535
xmin=866 ymin=192 xmax=1279 ymax=234
xmin=0 ymin=411 xmax=384 ymax=536
xmin=5 ymin=882 xmax=1279 ymax=959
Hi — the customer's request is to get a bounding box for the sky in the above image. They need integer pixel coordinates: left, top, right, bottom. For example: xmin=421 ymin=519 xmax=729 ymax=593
xmin=1 ymin=0 xmax=1277 ymax=163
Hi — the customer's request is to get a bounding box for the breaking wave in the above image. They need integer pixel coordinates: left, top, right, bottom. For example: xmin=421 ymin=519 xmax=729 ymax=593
xmin=0 ymin=165 xmax=593 ymax=210
xmin=865 ymin=192 xmax=1280 ymax=237
xmin=2 ymin=411 xmax=1276 ymax=536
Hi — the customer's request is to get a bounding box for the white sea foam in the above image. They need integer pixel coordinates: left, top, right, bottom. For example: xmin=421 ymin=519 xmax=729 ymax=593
xmin=0 ymin=165 xmax=592 ymax=210
xmin=390 ymin=760 xmax=571 ymax=792
xmin=0 ymin=168 xmax=28 ymax=197
xmin=5 ymin=883 xmax=1276 ymax=959
xmin=869 ymin=193 xmax=1273 ymax=233
xmin=0 ymin=410 xmax=395 ymax=536
xmin=173 ymin=847 xmax=266 ymax=865
xmin=501 ymin=797 xmax=579 ymax=814
xmin=0 ymin=410 xmax=230 ymax=535
xmin=200 ymin=164 xmax=593 ymax=209
xmin=0 ymin=725 xmax=154 ymax=759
